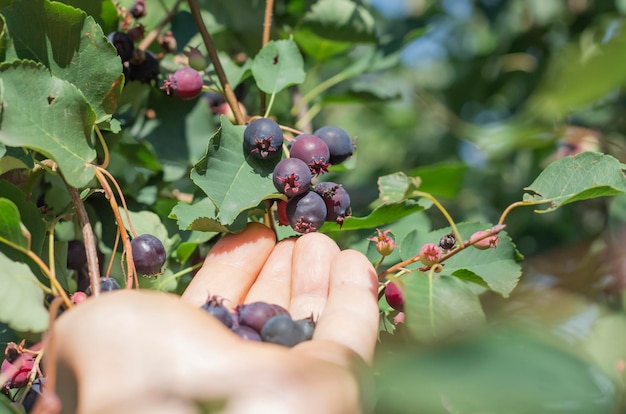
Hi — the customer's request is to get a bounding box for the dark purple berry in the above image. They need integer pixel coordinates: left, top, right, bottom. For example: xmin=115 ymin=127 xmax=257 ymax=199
xmin=289 ymin=135 xmax=330 ymax=175
xmin=272 ymin=158 xmax=312 ymax=197
xmin=294 ymin=316 xmax=316 ymax=341
xmin=161 ymin=67 xmax=203 ymax=100
xmin=129 ymin=0 xmax=146 ymax=18
xmin=107 ymin=31 xmax=134 ymax=62
xmin=128 ymin=50 xmax=160 ymax=84
xmin=22 ymin=378 xmax=44 ymax=412
xmin=85 ymin=277 xmax=121 ymax=295
xmin=313 ymin=126 xmax=354 ymax=165
xmin=232 ymin=325 xmax=262 ymax=342
xmin=439 ymin=232 xmax=456 ymax=250
xmin=244 ymin=118 xmax=284 ymax=160
xmin=66 ymin=239 xmax=87 ymax=270
xmin=385 ymin=281 xmax=404 ymax=311
xmin=286 ymin=191 xmax=327 ymax=234
xmin=237 ymin=301 xmax=289 ymax=333
xmin=131 ymin=234 xmax=166 ymax=276
xmin=201 ymin=297 xmax=233 ymax=328
xmin=260 ymin=314 xmax=304 ymax=347
xmin=313 ymin=182 xmax=351 ymax=225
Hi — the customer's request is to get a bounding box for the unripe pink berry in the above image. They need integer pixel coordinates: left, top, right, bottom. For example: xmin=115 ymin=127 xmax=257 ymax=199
xmin=419 ymin=243 xmax=442 ymax=266
xmin=470 ymin=230 xmax=498 ymax=250
xmin=368 ymin=229 xmax=396 ymax=257
xmin=161 ymin=67 xmax=203 ymax=100
xmin=71 ymin=291 xmax=88 ymax=305
xmin=384 ymin=281 xmax=404 ymax=311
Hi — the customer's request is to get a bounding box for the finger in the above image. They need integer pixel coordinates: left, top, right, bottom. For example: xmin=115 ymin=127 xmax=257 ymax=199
xmin=181 ymin=222 xmax=276 ymax=308
xmin=312 ymin=249 xmax=379 ymax=362
xmin=288 ymin=232 xmax=340 ymax=320
xmin=243 ymin=237 xmax=297 ymax=309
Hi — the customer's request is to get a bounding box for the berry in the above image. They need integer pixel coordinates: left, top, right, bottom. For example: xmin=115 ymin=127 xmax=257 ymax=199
xmin=22 ymin=378 xmax=44 ymax=412
xmin=439 ymin=232 xmax=456 ymax=250
xmin=285 ymin=191 xmax=327 ymax=234
xmin=294 ymin=316 xmax=316 ymax=341
xmin=85 ymin=277 xmax=121 ymax=295
xmin=2 ymin=357 xmax=35 ymax=388
xmin=130 ymin=0 xmax=147 ymax=19
xmin=237 ymin=301 xmax=289 ymax=333
xmin=470 ymin=230 xmax=499 ymax=250
xmin=276 ymin=200 xmax=289 ymax=226
xmin=384 ymin=281 xmax=404 ymax=311
xmin=107 ymin=31 xmax=134 ymax=62
xmin=272 ymin=158 xmax=312 ymax=197
xmin=289 ymin=135 xmax=330 ymax=175
xmin=128 ymin=50 xmax=160 ymax=84
xmin=131 ymin=234 xmax=166 ymax=276
xmin=313 ymin=126 xmax=354 ymax=164
xmin=368 ymin=229 xmax=396 ymax=257
xmin=71 ymin=291 xmax=88 ymax=305
xmin=419 ymin=243 xmax=442 ymax=266
xmin=243 ymin=118 xmax=284 ymax=160
xmin=260 ymin=314 xmax=304 ymax=347
xmin=66 ymin=239 xmax=87 ymax=270
xmin=313 ymin=182 xmax=351 ymax=225
xmin=161 ymin=67 xmax=203 ymax=100
xmin=184 ymin=46 xmax=207 ymax=71
xmin=201 ymin=297 xmax=233 ymax=328
xmin=232 ymin=325 xmax=262 ymax=342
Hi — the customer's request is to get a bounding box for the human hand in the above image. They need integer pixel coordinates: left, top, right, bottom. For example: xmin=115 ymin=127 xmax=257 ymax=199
xmin=35 ymin=222 xmax=379 ymax=414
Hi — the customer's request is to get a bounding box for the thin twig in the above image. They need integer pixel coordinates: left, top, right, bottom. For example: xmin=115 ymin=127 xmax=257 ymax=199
xmin=188 ymin=0 xmax=245 ymax=124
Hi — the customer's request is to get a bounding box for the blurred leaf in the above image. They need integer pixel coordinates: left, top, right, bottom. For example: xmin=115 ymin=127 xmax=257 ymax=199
xmin=583 ymin=313 xmax=626 ymax=383
xmin=0 ymin=197 xmax=27 ymax=248
xmin=403 ymin=273 xmax=485 ymax=343
xmin=401 ymin=222 xmax=522 ymax=297
xmin=59 ymin=0 xmax=119 ymax=34
xmin=377 ymin=172 xmax=421 ymax=204
xmin=190 ymin=117 xmax=278 ymax=227
xmin=251 ymin=39 xmax=305 ymax=94
xmin=0 ymin=61 xmax=96 ymax=188
xmin=375 ymin=329 xmax=617 ymax=414
xmin=1 ymin=0 xmax=123 ymax=120
xmin=410 ymin=161 xmax=468 ymax=199
xmin=0 ymin=251 xmax=48 ymax=333
xmin=527 ymin=21 xmax=626 ymax=120
xmin=300 ymin=0 xmax=376 ymax=43
xmin=0 ymin=181 xmax=46 ymax=255
xmin=523 ymin=151 xmax=626 ymax=213
xmin=293 ymin=27 xmax=352 ymax=61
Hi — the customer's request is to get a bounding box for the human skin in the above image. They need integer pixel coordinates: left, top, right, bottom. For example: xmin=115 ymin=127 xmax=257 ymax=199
xmin=33 ymin=222 xmax=380 ymax=413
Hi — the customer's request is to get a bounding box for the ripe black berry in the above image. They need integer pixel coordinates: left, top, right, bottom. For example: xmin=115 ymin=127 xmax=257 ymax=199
xmin=201 ymin=296 xmax=233 ymax=328
xmin=243 ymin=118 xmax=284 ymax=160
xmin=128 ymin=50 xmax=160 ymax=84
xmin=161 ymin=67 xmax=204 ymax=100
xmin=131 ymin=234 xmax=166 ymax=276
xmin=260 ymin=314 xmax=304 ymax=347
xmin=313 ymin=126 xmax=354 ymax=165
xmin=294 ymin=316 xmax=316 ymax=341
xmin=129 ymin=0 xmax=146 ymax=18
xmin=107 ymin=31 xmax=134 ymax=63
xmin=85 ymin=277 xmax=121 ymax=295
xmin=289 ymin=134 xmax=330 ymax=175
xmin=272 ymin=158 xmax=312 ymax=197
xmin=237 ymin=301 xmax=289 ymax=333
xmin=66 ymin=239 xmax=87 ymax=270
xmin=232 ymin=325 xmax=262 ymax=341
xmin=313 ymin=182 xmax=351 ymax=225
xmin=286 ymin=191 xmax=327 ymax=233
xmin=439 ymin=232 xmax=456 ymax=250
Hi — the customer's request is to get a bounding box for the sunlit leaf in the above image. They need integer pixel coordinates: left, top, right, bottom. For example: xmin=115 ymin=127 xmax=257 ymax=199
xmin=251 ymin=39 xmax=305 ymax=94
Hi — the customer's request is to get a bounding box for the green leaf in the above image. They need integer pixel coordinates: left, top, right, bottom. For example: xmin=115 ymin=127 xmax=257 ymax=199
xmin=293 ymin=27 xmax=352 ymax=61
xmin=300 ymin=0 xmax=376 ymax=43
xmin=1 ymin=0 xmax=123 ymax=120
xmin=0 ymin=197 xmax=27 ymax=248
xmin=377 ymin=172 xmax=421 ymax=204
xmin=523 ymin=151 xmax=626 ymax=213
xmin=190 ymin=117 xmax=278 ymax=226
xmin=410 ymin=162 xmax=469 ymax=199
xmin=0 ymin=251 xmax=48 ymax=333
xmin=401 ymin=222 xmax=522 ymax=297
xmin=59 ymin=0 xmax=119 ymax=34
xmin=251 ymin=39 xmax=306 ymax=94
xmin=404 ymin=273 xmax=485 ymax=343
xmin=170 ymin=198 xmax=257 ymax=234
xmin=0 ymin=60 xmax=96 ymax=187
xmin=320 ymin=199 xmax=425 ymax=232
xmin=0 ymin=181 xmax=46 ymax=255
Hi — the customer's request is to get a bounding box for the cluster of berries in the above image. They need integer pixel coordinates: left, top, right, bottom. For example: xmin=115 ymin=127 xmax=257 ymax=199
xmin=201 ymin=297 xmax=315 ymax=347
xmin=244 ymin=118 xmax=355 ymax=233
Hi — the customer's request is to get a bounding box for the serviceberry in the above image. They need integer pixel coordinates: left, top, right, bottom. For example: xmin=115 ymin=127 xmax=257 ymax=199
xmin=294 ymin=316 xmax=316 ymax=341
xmin=384 ymin=281 xmax=404 ymax=311
xmin=368 ymin=228 xmax=396 ymax=257
xmin=184 ymin=46 xmax=207 ymax=71
xmin=470 ymin=230 xmax=499 ymax=250
xmin=1 ymin=357 xmax=34 ymax=388
xmin=85 ymin=277 xmax=121 ymax=295
xmin=289 ymin=134 xmax=330 ymax=175
xmin=131 ymin=234 xmax=166 ymax=276
xmin=162 ymin=67 xmax=204 ymax=100
xmin=419 ymin=243 xmax=442 ymax=266
xmin=201 ymin=296 xmax=233 ymax=328
xmin=66 ymin=239 xmax=87 ymax=270
xmin=313 ymin=182 xmax=351 ymax=225
xmin=260 ymin=314 xmax=304 ymax=347
xmin=107 ymin=31 xmax=134 ymax=62
xmin=237 ymin=301 xmax=289 ymax=333
xmin=286 ymin=191 xmax=327 ymax=234
xmin=439 ymin=232 xmax=456 ymax=250
xmin=128 ymin=50 xmax=160 ymax=84
xmin=273 ymin=158 xmax=312 ymax=197
xmin=313 ymin=126 xmax=354 ymax=164
xmin=232 ymin=325 xmax=262 ymax=342
xmin=243 ymin=118 xmax=284 ymax=160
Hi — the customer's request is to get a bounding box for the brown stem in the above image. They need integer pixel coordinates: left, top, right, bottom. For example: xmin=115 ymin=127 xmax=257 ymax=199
xmin=138 ymin=0 xmax=183 ymax=51
xmin=259 ymin=0 xmax=275 ymax=115
xmin=93 ymin=167 xmax=137 ymax=288
xmin=65 ymin=183 xmax=101 ymax=297
xmin=188 ymin=0 xmax=245 ymax=124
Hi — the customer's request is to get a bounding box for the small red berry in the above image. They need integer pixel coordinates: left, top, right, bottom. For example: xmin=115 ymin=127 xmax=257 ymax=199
xmin=419 ymin=243 xmax=442 ymax=266
xmin=161 ymin=67 xmax=203 ymax=100
xmin=470 ymin=230 xmax=499 ymax=250
xmin=71 ymin=291 xmax=88 ymax=305
xmin=384 ymin=281 xmax=404 ymax=311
